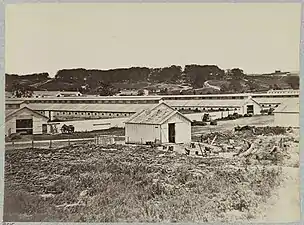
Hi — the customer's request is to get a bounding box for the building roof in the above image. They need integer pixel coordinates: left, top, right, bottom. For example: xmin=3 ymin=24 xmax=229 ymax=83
xmin=5 ymin=106 xmax=50 ymax=121
xmin=274 ymin=98 xmax=299 ymax=113
xmin=26 ymin=103 xmax=157 ymax=113
xmin=10 ymin=96 xmax=162 ymax=101
xmin=125 ymin=102 xmax=192 ymax=125
xmin=164 ymin=98 xmax=259 ymax=108
xmin=5 ymin=100 xmax=26 ymax=105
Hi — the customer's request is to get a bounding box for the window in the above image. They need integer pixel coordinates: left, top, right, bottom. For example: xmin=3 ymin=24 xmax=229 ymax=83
xmin=95 ymin=113 xmax=97 ymax=115
xmin=16 ymin=119 xmax=33 ymax=135
xmin=69 ymin=112 xmax=71 ymax=115
xmin=88 ymin=113 xmax=91 ymax=115
xmin=75 ymin=112 xmax=77 ymax=115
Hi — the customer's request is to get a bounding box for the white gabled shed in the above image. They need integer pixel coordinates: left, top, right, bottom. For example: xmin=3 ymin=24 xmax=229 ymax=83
xmin=125 ymin=102 xmax=192 ymax=144
xmin=5 ymin=106 xmax=50 ymax=136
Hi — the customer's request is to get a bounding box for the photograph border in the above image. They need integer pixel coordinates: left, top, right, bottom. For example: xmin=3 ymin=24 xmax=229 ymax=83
xmin=0 ymin=1 xmax=302 ymax=224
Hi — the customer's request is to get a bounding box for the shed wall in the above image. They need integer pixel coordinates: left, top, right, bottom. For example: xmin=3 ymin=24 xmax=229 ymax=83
xmin=125 ymin=123 xmax=161 ymax=144
xmin=5 ymin=117 xmax=16 ymax=136
xmin=161 ymin=113 xmax=191 ymax=144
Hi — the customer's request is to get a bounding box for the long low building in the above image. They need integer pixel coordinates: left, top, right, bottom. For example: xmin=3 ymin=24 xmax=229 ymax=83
xmin=165 ymin=97 xmax=262 ymax=115
xmin=273 ymin=98 xmax=299 ymax=128
xmin=26 ymin=103 xmax=158 ymax=120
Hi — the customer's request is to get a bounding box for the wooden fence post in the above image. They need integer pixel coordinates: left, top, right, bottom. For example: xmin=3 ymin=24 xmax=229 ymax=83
xmin=32 ymin=139 xmax=34 ymax=149
xmin=49 ymin=139 xmax=52 ymax=149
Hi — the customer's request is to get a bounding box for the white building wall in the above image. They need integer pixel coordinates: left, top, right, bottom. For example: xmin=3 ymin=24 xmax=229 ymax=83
xmin=32 ymin=117 xmax=48 ymax=134
xmin=49 ymin=117 xmax=128 ymax=133
xmin=125 ymin=123 xmax=161 ymax=144
xmin=5 ymin=117 xmax=16 ymax=136
xmin=240 ymin=100 xmax=262 ymax=115
xmin=160 ymin=114 xmax=191 ymax=144
xmin=274 ymin=113 xmax=299 ymax=128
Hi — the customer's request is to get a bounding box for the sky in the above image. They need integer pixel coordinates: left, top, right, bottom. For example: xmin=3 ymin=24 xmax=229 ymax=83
xmin=5 ymin=3 xmax=301 ymax=77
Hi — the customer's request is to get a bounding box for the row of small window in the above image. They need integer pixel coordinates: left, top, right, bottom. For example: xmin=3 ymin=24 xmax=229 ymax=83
xmin=54 ymin=111 xmax=131 ymax=117
xmin=164 ymin=97 xmax=245 ymax=100
xmin=26 ymin=100 xmax=159 ymax=104
xmin=6 ymin=105 xmax=19 ymax=109
xmin=255 ymin=95 xmax=298 ymax=98
xmin=164 ymin=95 xmax=298 ymax=100
xmin=261 ymin=104 xmax=279 ymax=107
xmin=175 ymin=107 xmax=238 ymax=111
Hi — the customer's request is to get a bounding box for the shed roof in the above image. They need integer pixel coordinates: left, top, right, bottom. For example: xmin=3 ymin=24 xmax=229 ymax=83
xmin=274 ymin=98 xmax=299 ymax=113
xmin=164 ymin=98 xmax=259 ymax=108
xmin=125 ymin=102 xmax=192 ymax=125
xmin=5 ymin=106 xmax=50 ymax=121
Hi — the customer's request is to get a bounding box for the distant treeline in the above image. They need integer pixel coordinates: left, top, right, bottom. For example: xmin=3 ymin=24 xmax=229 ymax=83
xmin=5 ymin=64 xmax=299 ymax=96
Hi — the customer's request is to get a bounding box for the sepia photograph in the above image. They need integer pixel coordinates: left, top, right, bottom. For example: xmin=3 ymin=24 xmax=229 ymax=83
xmin=3 ymin=3 xmax=301 ymax=223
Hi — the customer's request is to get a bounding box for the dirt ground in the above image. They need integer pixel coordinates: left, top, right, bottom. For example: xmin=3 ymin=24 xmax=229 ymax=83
xmin=192 ymin=115 xmax=274 ymax=137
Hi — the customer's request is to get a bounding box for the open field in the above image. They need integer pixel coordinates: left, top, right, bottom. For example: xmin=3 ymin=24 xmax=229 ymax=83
xmin=3 ymin=119 xmax=300 ymax=222
xmin=192 ymin=115 xmax=274 ymax=137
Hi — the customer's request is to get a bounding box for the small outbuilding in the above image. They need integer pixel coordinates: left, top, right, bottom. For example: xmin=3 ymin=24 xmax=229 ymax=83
xmin=273 ymin=98 xmax=299 ymax=128
xmin=5 ymin=106 xmax=50 ymax=136
xmin=125 ymin=102 xmax=192 ymax=144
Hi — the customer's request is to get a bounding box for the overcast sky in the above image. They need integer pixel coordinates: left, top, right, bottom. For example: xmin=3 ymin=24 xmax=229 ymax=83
xmin=5 ymin=3 xmax=301 ymax=77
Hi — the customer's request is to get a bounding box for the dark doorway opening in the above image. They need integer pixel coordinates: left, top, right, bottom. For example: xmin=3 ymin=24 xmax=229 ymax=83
xmin=247 ymin=105 xmax=254 ymax=114
xmin=16 ymin=119 xmax=33 ymax=135
xmin=168 ymin=123 xmax=175 ymax=143
xmin=42 ymin=124 xmax=48 ymax=134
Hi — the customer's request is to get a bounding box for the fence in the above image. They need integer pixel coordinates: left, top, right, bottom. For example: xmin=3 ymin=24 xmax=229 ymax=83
xmin=5 ymin=135 xmax=125 ymax=151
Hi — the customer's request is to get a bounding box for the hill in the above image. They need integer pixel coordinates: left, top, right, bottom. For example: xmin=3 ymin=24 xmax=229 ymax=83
xmin=5 ymin=65 xmax=299 ymax=96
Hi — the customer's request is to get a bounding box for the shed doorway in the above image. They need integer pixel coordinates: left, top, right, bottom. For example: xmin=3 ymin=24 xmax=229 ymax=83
xmin=246 ymin=105 xmax=254 ymax=114
xmin=168 ymin=123 xmax=176 ymax=143
xmin=42 ymin=124 xmax=48 ymax=134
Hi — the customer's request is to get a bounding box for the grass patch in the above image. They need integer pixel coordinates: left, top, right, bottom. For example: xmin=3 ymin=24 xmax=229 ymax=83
xmin=4 ymin=143 xmax=283 ymax=222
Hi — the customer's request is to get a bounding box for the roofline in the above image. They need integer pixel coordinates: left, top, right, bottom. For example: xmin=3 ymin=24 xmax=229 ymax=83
xmin=158 ymin=102 xmax=193 ymax=123
xmin=273 ymin=111 xmax=299 ymax=114
xmin=124 ymin=122 xmax=162 ymax=125
xmin=5 ymin=106 xmax=50 ymax=120
xmin=124 ymin=102 xmax=193 ymax=124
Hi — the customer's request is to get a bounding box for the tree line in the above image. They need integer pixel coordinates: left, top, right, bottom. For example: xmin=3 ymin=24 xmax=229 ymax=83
xmin=5 ymin=65 xmax=299 ymax=97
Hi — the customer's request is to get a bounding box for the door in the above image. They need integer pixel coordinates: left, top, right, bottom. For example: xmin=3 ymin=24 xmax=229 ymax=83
xmin=168 ymin=123 xmax=175 ymax=143
xmin=42 ymin=124 xmax=48 ymax=134
xmin=246 ymin=105 xmax=254 ymax=114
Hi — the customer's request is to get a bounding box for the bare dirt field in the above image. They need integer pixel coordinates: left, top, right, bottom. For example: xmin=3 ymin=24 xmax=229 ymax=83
xmin=3 ymin=117 xmax=300 ymax=223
